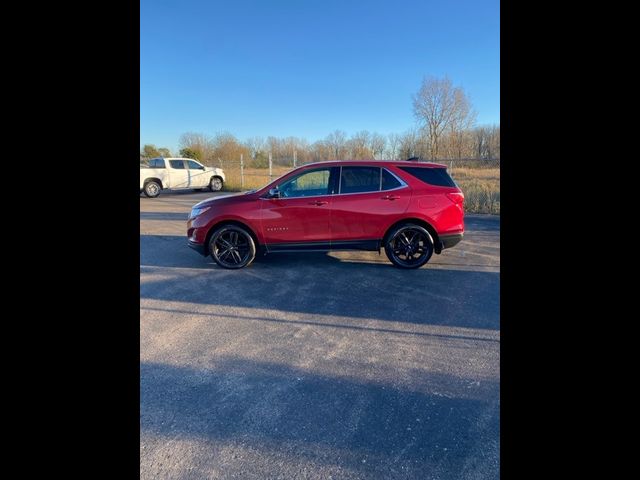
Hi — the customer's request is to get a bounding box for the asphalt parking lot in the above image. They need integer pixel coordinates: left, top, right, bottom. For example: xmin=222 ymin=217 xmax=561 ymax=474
xmin=140 ymin=190 xmax=500 ymax=480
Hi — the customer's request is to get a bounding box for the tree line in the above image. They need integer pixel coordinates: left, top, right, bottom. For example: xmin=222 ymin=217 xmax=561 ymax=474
xmin=141 ymin=76 xmax=499 ymax=167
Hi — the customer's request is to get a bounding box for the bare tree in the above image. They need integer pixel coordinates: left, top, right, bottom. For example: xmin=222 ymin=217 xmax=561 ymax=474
xmin=385 ymin=133 xmax=401 ymax=160
xmin=348 ymin=130 xmax=372 ymax=159
xmin=179 ymin=132 xmax=215 ymax=163
xmin=412 ymin=76 xmax=475 ymax=159
xmin=398 ymin=129 xmax=419 ymax=160
xmin=368 ymin=132 xmax=386 ymax=160
xmin=211 ymin=132 xmax=250 ymax=165
xmin=244 ymin=136 xmax=266 ymax=159
xmin=487 ymin=125 xmax=500 ymax=160
xmin=325 ymin=130 xmax=348 ymax=159
xmin=169 ymin=119 xmax=496 ymax=170
xmin=472 ymin=125 xmax=500 ymax=160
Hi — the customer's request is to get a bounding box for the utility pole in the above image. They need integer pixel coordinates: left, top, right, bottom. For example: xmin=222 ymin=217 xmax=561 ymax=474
xmin=240 ymin=153 xmax=244 ymax=189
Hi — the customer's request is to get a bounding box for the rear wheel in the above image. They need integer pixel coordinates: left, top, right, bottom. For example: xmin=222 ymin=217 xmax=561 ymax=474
xmin=143 ymin=180 xmax=161 ymax=198
xmin=209 ymin=176 xmax=224 ymax=191
xmin=209 ymin=225 xmax=256 ymax=269
xmin=384 ymin=224 xmax=434 ymax=269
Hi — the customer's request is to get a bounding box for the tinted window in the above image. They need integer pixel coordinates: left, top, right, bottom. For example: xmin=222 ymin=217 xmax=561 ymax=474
xmin=279 ymin=169 xmax=331 ymax=198
xmin=146 ymin=158 xmax=165 ymax=168
xmin=169 ymin=160 xmax=185 ymax=169
xmin=186 ymin=160 xmax=203 ymax=170
xmin=398 ymin=166 xmax=457 ymax=187
xmin=382 ymin=169 xmax=402 ymax=190
xmin=340 ymin=167 xmax=380 ymax=194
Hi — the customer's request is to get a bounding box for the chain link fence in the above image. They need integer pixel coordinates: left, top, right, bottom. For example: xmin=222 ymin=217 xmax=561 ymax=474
xmin=141 ymin=155 xmax=499 ymax=214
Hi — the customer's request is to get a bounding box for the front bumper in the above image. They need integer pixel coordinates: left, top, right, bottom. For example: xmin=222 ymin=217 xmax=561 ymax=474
xmin=187 ymin=239 xmax=207 ymax=256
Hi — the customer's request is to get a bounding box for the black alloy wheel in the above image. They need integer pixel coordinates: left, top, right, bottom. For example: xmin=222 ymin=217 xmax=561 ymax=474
xmin=384 ymin=224 xmax=434 ymax=269
xmin=209 ymin=225 xmax=256 ymax=269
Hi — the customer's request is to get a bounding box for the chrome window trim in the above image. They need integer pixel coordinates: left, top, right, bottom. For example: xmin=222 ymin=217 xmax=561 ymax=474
xmin=260 ymin=167 xmax=408 ymax=200
xmin=381 ymin=167 xmax=408 ymax=191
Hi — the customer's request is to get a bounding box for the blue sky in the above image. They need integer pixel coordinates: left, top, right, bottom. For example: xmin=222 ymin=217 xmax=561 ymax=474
xmin=141 ymin=0 xmax=499 ymax=151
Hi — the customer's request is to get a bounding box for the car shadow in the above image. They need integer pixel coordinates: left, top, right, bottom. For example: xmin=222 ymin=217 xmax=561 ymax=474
xmin=140 ymin=358 xmax=499 ymax=479
xmin=139 ymin=212 xmax=189 ymax=221
xmin=140 ymin=235 xmax=500 ymax=330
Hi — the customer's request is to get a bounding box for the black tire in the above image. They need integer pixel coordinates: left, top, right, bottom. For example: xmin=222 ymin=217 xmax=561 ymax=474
xmin=143 ymin=180 xmax=161 ymax=198
xmin=209 ymin=225 xmax=256 ymax=269
xmin=209 ymin=176 xmax=224 ymax=192
xmin=384 ymin=223 xmax=434 ymax=269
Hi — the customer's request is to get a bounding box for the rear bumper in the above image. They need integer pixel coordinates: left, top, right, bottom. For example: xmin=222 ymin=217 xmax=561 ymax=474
xmin=436 ymin=233 xmax=463 ymax=253
xmin=188 ymin=239 xmax=207 ymax=256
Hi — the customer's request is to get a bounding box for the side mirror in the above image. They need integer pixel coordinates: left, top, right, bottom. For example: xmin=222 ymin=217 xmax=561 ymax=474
xmin=268 ymin=188 xmax=281 ymax=198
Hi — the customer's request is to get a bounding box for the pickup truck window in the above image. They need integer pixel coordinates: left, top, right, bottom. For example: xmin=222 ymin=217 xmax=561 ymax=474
xmin=148 ymin=158 xmax=165 ymax=169
xmin=187 ymin=160 xmax=203 ymax=170
xmin=169 ymin=160 xmax=186 ymax=169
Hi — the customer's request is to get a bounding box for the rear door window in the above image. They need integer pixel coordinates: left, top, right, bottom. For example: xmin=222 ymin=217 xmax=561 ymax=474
xmin=339 ymin=167 xmax=381 ymax=194
xmin=147 ymin=158 xmax=165 ymax=168
xmin=169 ymin=160 xmax=186 ymax=169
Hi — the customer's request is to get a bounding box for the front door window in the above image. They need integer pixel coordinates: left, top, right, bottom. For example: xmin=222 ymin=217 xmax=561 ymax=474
xmin=279 ymin=169 xmax=331 ymax=198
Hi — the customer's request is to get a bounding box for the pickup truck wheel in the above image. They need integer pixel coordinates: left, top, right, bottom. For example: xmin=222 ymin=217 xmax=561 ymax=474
xmin=143 ymin=181 xmax=161 ymax=198
xmin=209 ymin=177 xmax=224 ymax=192
xmin=209 ymin=225 xmax=256 ymax=269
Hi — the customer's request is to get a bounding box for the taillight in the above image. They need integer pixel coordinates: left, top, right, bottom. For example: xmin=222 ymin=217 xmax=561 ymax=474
xmin=446 ymin=192 xmax=464 ymax=204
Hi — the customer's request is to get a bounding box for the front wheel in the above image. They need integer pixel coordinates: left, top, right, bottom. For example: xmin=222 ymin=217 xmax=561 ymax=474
xmin=209 ymin=176 xmax=224 ymax=192
xmin=384 ymin=224 xmax=434 ymax=269
xmin=143 ymin=180 xmax=161 ymax=198
xmin=209 ymin=225 xmax=256 ymax=269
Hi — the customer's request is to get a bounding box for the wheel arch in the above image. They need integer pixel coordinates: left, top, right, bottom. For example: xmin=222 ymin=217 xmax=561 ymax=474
xmin=382 ymin=218 xmax=441 ymax=253
xmin=203 ymin=219 xmax=260 ymax=256
xmin=143 ymin=177 xmax=163 ymax=189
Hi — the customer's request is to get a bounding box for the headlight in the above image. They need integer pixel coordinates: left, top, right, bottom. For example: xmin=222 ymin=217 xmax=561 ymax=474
xmin=189 ymin=206 xmax=211 ymax=219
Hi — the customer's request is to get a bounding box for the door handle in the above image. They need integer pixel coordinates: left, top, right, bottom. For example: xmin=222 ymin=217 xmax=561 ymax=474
xmin=309 ymin=200 xmax=328 ymax=206
xmin=381 ymin=195 xmax=400 ymax=200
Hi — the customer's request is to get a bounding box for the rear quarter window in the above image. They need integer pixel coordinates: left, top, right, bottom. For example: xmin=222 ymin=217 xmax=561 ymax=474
xmin=398 ymin=166 xmax=457 ymax=187
xmin=148 ymin=158 xmax=165 ymax=168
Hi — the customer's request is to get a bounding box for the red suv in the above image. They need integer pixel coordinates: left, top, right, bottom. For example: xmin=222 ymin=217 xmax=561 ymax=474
xmin=187 ymin=160 xmax=464 ymax=269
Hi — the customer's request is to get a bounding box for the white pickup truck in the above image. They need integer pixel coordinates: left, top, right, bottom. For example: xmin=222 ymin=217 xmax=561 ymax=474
xmin=140 ymin=157 xmax=225 ymax=198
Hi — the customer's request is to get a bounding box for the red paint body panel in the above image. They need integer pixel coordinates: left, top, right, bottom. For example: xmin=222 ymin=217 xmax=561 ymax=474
xmin=188 ymin=161 xmax=465 ymax=252
xmin=330 ymin=188 xmax=411 ymax=241
xmin=260 ymin=196 xmax=332 ymax=243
